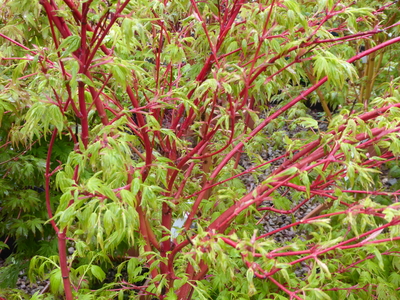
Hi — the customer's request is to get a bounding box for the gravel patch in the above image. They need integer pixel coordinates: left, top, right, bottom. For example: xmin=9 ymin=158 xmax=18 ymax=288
xmin=0 ymin=258 xmax=49 ymax=295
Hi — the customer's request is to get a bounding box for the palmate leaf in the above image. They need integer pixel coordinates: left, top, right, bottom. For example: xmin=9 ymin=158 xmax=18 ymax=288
xmin=4 ymin=189 xmax=41 ymax=211
xmin=12 ymin=60 xmax=28 ymax=83
xmin=120 ymin=189 xmax=137 ymax=207
xmin=313 ymin=51 xmax=358 ymax=87
xmin=0 ymin=262 xmax=22 ymax=288
xmin=142 ymin=185 xmax=157 ymax=209
xmin=389 ymin=272 xmax=400 ymax=287
xmin=25 ymin=218 xmax=44 ymax=235
xmin=19 ymin=101 xmax=65 ymax=143
xmin=274 ymin=195 xmax=291 ymax=210
xmin=58 ymin=35 xmax=81 ymax=58
xmin=376 ymin=282 xmax=398 ymax=300
xmin=163 ymin=43 xmax=186 ymax=63
xmin=0 ymin=24 xmax=24 ymax=43
xmin=0 ymin=96 xmax=17 ymax=125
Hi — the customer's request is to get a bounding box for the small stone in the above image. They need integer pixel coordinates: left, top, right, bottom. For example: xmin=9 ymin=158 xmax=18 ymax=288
xmin=68 ymin=247 xmax=75 ymax=254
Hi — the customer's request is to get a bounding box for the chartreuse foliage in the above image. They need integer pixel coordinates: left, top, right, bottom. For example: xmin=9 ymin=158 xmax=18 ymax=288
xmin=0 ymin=0 xmax=400 ymax=299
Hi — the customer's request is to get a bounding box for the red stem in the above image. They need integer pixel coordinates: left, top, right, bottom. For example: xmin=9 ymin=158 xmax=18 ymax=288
xmin=45 ymin=129 xmax=59 ymax=233
xmin=45 ymin=129 xmax=74 ymax=300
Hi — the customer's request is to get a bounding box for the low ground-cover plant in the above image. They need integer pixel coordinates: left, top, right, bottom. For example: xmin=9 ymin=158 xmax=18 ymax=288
xmin=0 ymin=0 xmax=400 ymax=299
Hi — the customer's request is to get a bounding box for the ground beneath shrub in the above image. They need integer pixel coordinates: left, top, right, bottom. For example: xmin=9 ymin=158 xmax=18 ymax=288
xmin=0 ymin=258 xmax=49 ymax=296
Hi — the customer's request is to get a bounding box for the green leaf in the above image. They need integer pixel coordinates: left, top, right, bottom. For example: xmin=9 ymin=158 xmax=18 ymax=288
xmin=193 ymin=78 xmax=218 ymax=99
xmin=58 ymin=35 xmax=81 ymax=57
xmin=346 ymin=163 xmax=355 ymax=187
xmin=372 ymin=247 xmax=384 ymax=270
xmin=118 ymin=290 xmax=124 ymax=300
xmin=127 ymin=257 xmax=142 ymax=282
xmin=77 ymin=73 xmax=96 ymax=87
xmin=131 ymin=177 xmax=141 ymax=196
xmin=91 ymin=265 xmax=106 ymax=281
xmin=279 ymin=167 xmax=298 ymax=177
xmin=207 ymin=1 xmax=219 ymax=16
xmin=389 ymin=272 xmax=400 ymax=286
xmin=58 ymin=206 xmax=75 ymax=229
xmin=165 ymin=290 xmax=178 ymax=300
xmin=316 ymin=259 xmax=331 ymax=279
xmin=300 ymin=171 xmax=310 ymax=198
xmin=242 ymin=39 xmax=247 ymax=56
xmin=280 ymin=268 xmax=291 ymax=287
xmin=120 ymin=189 xmax=137 ymax=207
xmin=12 ymin=60 xmax=28 ymax=83
xmin=297 ymin=117 xmax=319 ymax=129
xmin=284 ymin=0 xmax=301 ymax=13
xmin=313 ymin=52 xmax=357 ymax=87
xmin=274 ymin=196 xmax=291 ymax=210
xmin=103 ymin=210 xmax=114 ymax=236
xmin=246 ymin=268 xmax=254 ymax=284
xmin=312 ymin=288 xmax=331 ymax=300
xmin=142 ymin=185 xmax=157 ymax=207
xmin=49 ymin=269 xmax=63 ymax=295
xmin=112 ymin=64 xmax=130 ymax=89
xmin=270 ymin=39 xmax=281 ymax=54
xmin=146 ymin=114 xmax=161 ymax=131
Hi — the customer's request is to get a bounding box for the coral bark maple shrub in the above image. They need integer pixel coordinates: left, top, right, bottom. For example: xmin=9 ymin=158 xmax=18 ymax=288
xmin=1 ymin=0 xmax=400 ymax=299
